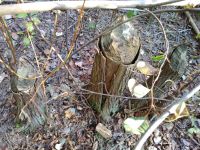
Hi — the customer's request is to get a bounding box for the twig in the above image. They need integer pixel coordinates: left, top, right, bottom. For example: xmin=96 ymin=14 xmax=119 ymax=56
xmin=184 ymin=11 xmax=200 ymax=36
xmin=50 ymin=11 xmax=59 ymax=54
xmin=27 ymin=32 xmax=41 ymax=74
xmin=72 ymin=8 xmax=200 ymax=56
xmin=65 ymin=10 xmax=69 ymax=51
xmin=0 ymin=17 xmax=16 ymax=64
xmin=19 ymin=0 xmax=86 ymax=116
xmin=143 ymin=9 xmax=170 ymax=111
xmin=0 ymin=53 xmax=41 ymax=80
xmin=80 ymin=88 xmax=172 ymax=102
xmin=134 ymin=83 xmax=200 ymax=150
xmin=0 ymin=0 xmax=195 ymax=16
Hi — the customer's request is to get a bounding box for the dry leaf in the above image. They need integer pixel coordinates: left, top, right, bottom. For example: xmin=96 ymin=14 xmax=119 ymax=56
xmin=165 ymin=102 xmax=189 ymax=122
xmin=128 ymin=78 xmax=150 ymax=98
xmin=128 ymin=78 xmax=136 ymax=94
xmin=136 ymin=61 xmax=158 ymax=75
xmin=133 ymin=84 xmax=150 ymax=98
xmin=124 ymin=117 xmax=149 ymax=135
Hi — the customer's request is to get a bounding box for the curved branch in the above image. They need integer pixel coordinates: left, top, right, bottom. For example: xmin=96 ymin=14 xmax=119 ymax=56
xmin=72 ymin=8 xmax=200 ymax=56
xmin=134 ymin=83 xmax=200 ymax=150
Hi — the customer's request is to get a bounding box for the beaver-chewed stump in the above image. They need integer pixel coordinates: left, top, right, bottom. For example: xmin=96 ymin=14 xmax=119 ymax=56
xmin=10 ymin=56 xmax=46 ymax=132
xmin=87 ymin=16 xmax=141 ymax=121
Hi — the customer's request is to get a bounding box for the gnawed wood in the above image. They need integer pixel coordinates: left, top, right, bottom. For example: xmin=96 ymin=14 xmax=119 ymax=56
xmin=148 ymin=44 xmax=189 ymax=98
xmin=130 ymin=44 xmax=190 ymax=110
xmin=87 ymin=16 xmax=140 ymax=121
xmin=11 ymin=56 xmax=46 ymax=132
xmin=96 ymin=123 xmax=112 ymax=139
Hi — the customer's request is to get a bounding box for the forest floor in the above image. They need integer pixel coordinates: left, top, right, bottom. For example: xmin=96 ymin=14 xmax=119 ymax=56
xmin=0 ymin=6 xmax=200 ymax=150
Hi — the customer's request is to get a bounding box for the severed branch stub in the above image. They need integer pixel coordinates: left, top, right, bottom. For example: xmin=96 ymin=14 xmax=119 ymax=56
xmin=87 ymin=16 xmax=140 ymax=121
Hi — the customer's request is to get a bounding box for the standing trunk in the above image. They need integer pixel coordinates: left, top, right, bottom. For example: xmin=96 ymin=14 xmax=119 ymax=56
xmin=87 ymin=16 xmax=141 ymax=121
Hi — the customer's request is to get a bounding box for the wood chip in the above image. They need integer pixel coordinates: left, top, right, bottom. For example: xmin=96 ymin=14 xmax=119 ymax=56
xmin=96 ymin=123 xmax=112 ymax=139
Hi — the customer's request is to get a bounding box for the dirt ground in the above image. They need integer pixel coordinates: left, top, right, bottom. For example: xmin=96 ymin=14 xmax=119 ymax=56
xmin=0 ymin=7 xmax=200 ymax=150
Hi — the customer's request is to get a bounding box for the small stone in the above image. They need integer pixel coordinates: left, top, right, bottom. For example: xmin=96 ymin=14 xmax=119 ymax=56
xmin=44 ymin=49 xmax=50 ymax=55
xmin=56 ymin=32 xmax=63 ymax=37
xmin=96 ymin=123 xmax=112 ymax=139
xmin=196 ymin=119 xmax=200 ymax=128
xmin=153 ymin=136 xmax=161 ymax=144
xmin=196 ymin=59 xmax=200 ymax=65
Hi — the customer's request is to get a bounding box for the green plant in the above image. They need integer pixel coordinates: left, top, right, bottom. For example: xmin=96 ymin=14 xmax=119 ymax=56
xmin=195 ymin=34 xmax=200 ymax=40
xmin=187 ymin=116 xmax=200 ymax=135
xmin=16 ymin=13 xmax=41 ymax=47
xmin=88 ymin=22 xmax=96 ymax=29
xmin=126 ymin=10 xmax=138 ymax=18
xmin=151 ymin=54 xmax=165 ymax=62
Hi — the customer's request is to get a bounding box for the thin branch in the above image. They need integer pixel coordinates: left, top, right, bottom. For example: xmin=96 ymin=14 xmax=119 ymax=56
xmin=80 ymin=88 xmax=173 ymax=102
xmin=184 ymin=11 xmax=200 ymax=37
xmin=72 ymin=8 xmax=200 ymax=56
xmin=134 ymin=83 xmax=200 ymax=150
xmin=0 ymin=53 xmax=41 ymax=80
xmin=144 ymin=9 xmax=170 ymax=111
xmin=19 ymin=0 xmax=86 ymax=116
xmin=0 ymin=17 xmax=16 ymax=64
xmin=0 ymin=0 xmax=196 ymax=16
xmin=50 ymin=11 xmax=59 ymax=51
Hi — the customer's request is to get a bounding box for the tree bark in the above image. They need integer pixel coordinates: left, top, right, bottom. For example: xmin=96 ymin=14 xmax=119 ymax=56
xmin=131 ymin=44 xmax=189 ymax=110
xmin=87 ymin=16 xmax=140 ymax=121
xmin=10 ymin=56 xmax=46 ymax=132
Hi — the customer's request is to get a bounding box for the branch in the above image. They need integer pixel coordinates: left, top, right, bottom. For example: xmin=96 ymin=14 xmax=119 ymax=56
xmin=134 ymin=83 xmax=200 ymax=150
xmin=184 ymin=11 xmax=200 ymax=37
xmin=145 ymin=9 xmax=169 ymax=111
xmin=0 ymin=0 xmax=199 ymax=16
xmin=72 ymin=8 xmax=200 ymax=56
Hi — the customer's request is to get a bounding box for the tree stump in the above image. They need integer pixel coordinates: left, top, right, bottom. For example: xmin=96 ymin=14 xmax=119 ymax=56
xmin=148 ymin=44 xmax=189 ymax=98
xmin=87 ymin=16 xmax=140 ymax=121
xmin=130 ymin=44 xmax=190 ymax=111
xmin=10 ymin=56 xmax=46 ymax=132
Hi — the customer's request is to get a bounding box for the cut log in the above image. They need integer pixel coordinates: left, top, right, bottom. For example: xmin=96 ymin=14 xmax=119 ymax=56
xmin=87 ymin=16 xmax=140 ymax=121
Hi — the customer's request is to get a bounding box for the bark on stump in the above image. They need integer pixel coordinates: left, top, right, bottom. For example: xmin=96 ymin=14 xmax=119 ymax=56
xmin=131 ymin=44 xmax=189 ymax=110
xmin=10 ymin=56 xmax=46 ymax=132
xmin=87 ymin=16 xmax=140 ymax=121
xmin=148 ymin=44 xmax=189 ymax=97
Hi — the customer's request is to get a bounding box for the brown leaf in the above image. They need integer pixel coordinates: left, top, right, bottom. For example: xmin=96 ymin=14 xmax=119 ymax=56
xmin=136 ymin=61 xmax=158 ymax=75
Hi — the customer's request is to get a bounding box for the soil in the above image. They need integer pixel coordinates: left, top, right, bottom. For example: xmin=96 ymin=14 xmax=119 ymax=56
xmin=0 ymin=7 xmax=200 ymax=150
